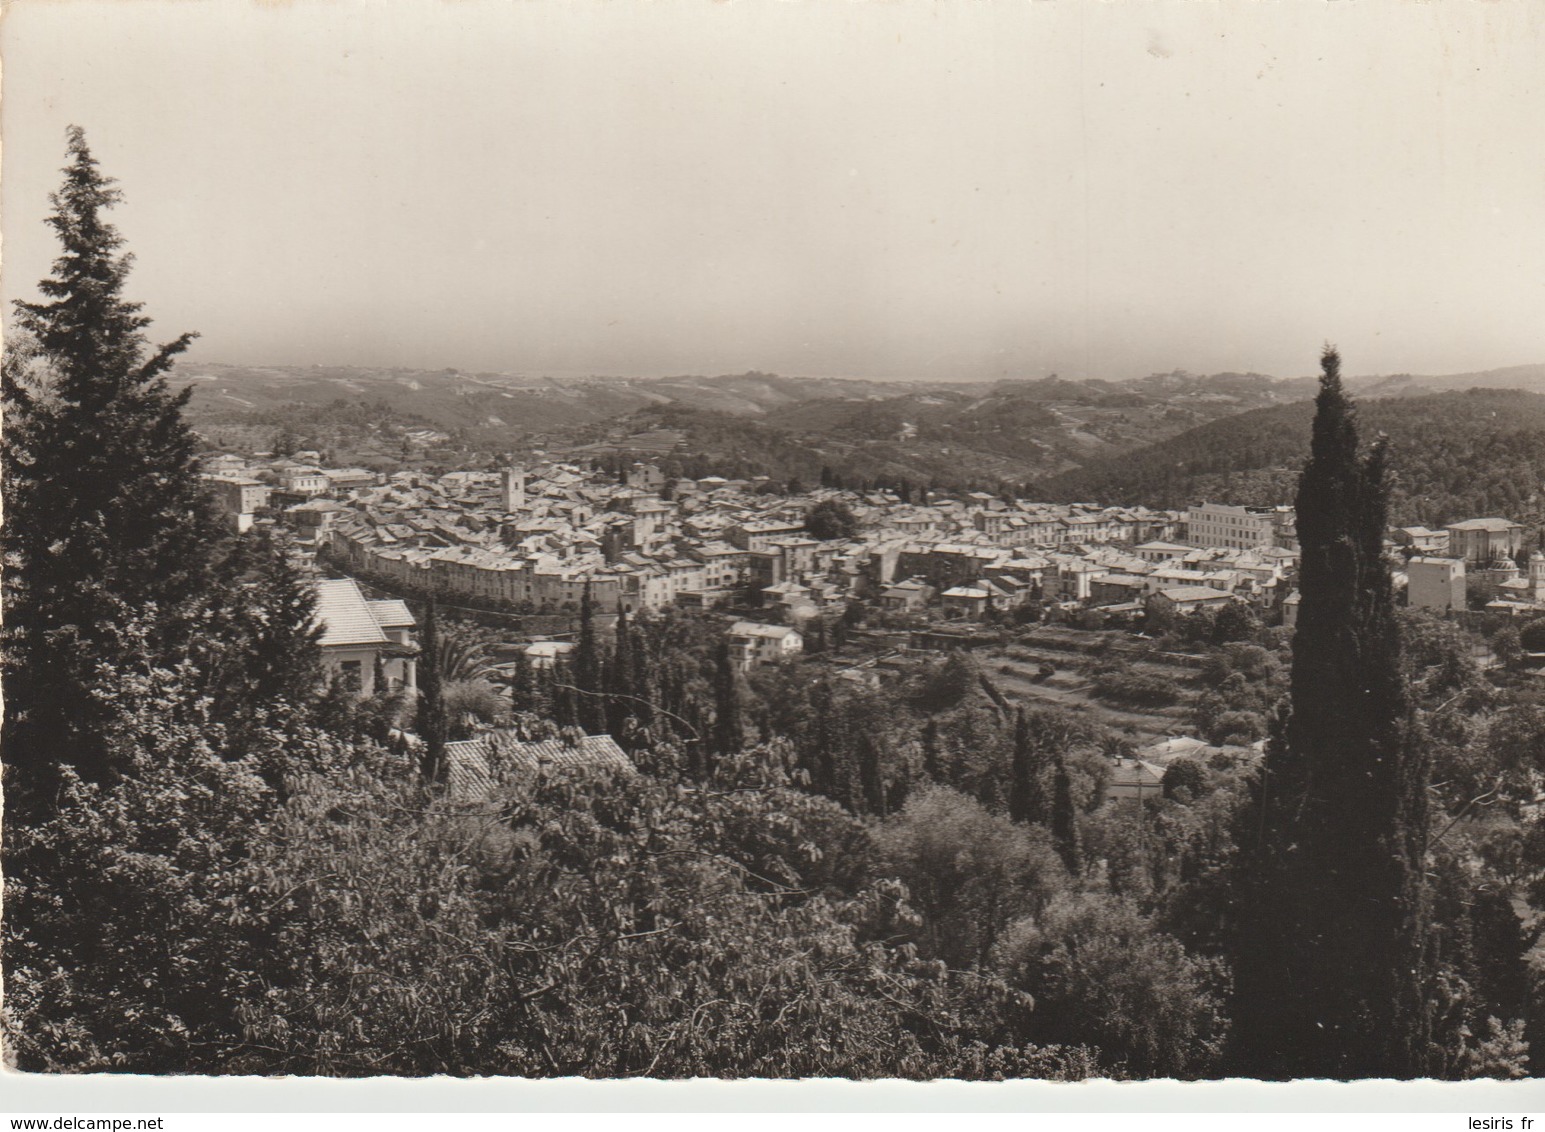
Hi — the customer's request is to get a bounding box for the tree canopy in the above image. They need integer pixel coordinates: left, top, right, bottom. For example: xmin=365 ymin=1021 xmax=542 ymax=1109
xmin=2 ymin=126 xmax=223 ymax=801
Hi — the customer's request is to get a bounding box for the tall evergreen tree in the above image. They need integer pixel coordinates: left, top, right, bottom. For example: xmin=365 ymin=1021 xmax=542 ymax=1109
xmin=921 ymin=718 xmax=942 ymax=783
xmin=1229 ymin=348 xmax=1430 ymax=1078
xmin=549 ymin=662 xmax=579 ymax=731
xmin=711 ymin=639 xmax=746 ymax=759
xmin=573 ymin=581 xmax=602 ymax=733
xmin=857 ymin=732 xmax=887 ymax=818
xmin=607 ymin=603 xmax=635 ymax=738
xmin=2 ymin=126 xmax=223 ymax=804
xmin=1008 ymin=708 xmax=1051 ymax=826
xmin=414 ymin=599 xmax=449 ymax=783
xmin=510 ymin=649 xmax=536 ymax=715
xmin=1049 ymin=749 xmax=1080 ymax=874
xmin=191 ymin=529 xmax=323 ymax=747
xmin=243 ymin=530 xmax=324 ymax=710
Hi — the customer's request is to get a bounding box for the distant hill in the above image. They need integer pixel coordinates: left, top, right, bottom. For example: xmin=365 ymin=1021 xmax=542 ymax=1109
xmin=1033 ymin=387 xmax=1545 ymax=528
xmin=562 ymin=373 xmax=1300 ymax=489
xmin=1353 ymin=364 xmax=1545 ymax=399
xmin=178 ymin=360 xmax=1545 ymax=503
xmin=178 ymin=363 xmax=1301 ymax=483
xmin=177 ymin=365 xmax=938 ymax=433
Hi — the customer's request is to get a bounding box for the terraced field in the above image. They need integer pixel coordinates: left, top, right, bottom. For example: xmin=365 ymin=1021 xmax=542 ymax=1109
xmin=982 ymin=626 xmax=1204 ymax=741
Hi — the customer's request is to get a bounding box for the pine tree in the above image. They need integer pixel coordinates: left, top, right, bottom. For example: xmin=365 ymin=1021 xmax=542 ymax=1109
xmin=414 ymin=599 xmax=449 ymax=783
xmin=2 ymin=126 xmax=223 ymax=801
xmin=1229 ymin=347 xmax=1430 ymax=1078
xmin=192 ymin=529 xmax=322 ymax=746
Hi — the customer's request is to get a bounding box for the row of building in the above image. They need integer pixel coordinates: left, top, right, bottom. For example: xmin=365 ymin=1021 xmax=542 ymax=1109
xmin=200 ymin=451 xmax=1310 ymax=631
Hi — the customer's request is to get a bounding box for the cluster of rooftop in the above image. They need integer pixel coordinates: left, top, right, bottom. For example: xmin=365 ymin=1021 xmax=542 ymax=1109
xmin=201 ymin=452 xmax=1319 ymax=641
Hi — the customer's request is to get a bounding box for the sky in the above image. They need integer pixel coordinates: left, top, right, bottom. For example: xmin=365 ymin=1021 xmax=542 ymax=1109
xmin=3 ymin=0 xmax=1544 ymax=383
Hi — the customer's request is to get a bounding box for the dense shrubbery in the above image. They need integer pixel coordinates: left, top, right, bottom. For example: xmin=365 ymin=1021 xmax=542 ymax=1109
xmin=1089 ymin=665 xmax=1180 ymax=709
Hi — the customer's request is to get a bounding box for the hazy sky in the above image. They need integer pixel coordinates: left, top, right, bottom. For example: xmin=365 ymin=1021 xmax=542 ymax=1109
xmin=4 ymin=0 xmax=1543 ymax=382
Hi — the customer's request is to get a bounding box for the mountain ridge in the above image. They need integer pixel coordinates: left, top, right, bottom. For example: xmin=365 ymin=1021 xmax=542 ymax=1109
xmin=178 ymin=361 xmax=1545 ymax=503
xmin=1032 ymin=386 xmax=1545 ymax=528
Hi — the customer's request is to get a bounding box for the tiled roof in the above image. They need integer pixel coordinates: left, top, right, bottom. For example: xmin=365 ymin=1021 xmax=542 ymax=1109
xmin=1158 ymin=585 xmax=1234 ymax=603
xmin=315 ymin=579 xmax=389 ymax=647
xmin=1448 ymin=517 xmax=1522 ymax=532
xmin=367 ymin=598 xmax=416 ymax=628
xmin=1107 ymin=758 xmax=1167 ymax=789
xmin=445 ymin=731 xmax=633 ymax=800
xmin=729 ymin=620 xmax=799 ymax=640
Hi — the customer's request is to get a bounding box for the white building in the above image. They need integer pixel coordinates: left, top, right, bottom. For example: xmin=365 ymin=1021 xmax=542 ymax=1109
xmin=315 ymin=578 xmax=417 ymax=695
xmin=279 ymin=466 xmax=330 ymax=497
xmin=727 ymin=621 xmax=803 ymax=669
xmin=1186 ymin=503 xmax=1294 ymax=551
xmin=202 ymin=473 xmax=270 ymax=532
xmin=1445 ymin=517 xmax=1524 ymax=564
xmin=1406 ymin=556 xmax=1466 ymax=612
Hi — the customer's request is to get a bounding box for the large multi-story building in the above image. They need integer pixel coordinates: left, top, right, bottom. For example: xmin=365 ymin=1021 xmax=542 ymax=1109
xmin=202 ymin=473 xmax=270 ymax=532
xmin=279 ymin=466 xmax=330 ymax=497
xmin=1444 ymin=518 xmax=1525 ymax=564
xmin=1186 ymin=503 xmax=1294 ymax=551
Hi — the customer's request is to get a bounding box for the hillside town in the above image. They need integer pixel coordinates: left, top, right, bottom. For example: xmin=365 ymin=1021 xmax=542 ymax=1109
xmin=187 ymin=446 xmax=1545 ymax=831
xmin=203 ymin=450 xmax=1545 ymax=647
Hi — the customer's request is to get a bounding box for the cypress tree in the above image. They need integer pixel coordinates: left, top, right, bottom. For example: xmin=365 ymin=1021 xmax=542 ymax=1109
xmin=857 ymin=732 xmax=887 ymax=817
xmin=244 ymin=530 xmax=324 ymax=710
xmin=1009 ymin=709 xmax=1031 ymax=823
xmin=2 ymin=127 xmax=223 ymax=802
xmin=1229 ymin=347 xmax=1430 ymax=1078
xmin=414 ymin=599 xmax=449 ymax=783
xmin=1009 ymin=708 xmax=1061 ymax=825
xmin=711 ymin=638 xmax=745 ymax=758
xmin=806 ymin=679 xmax=843 ymax=799
xmin=820 ymin=695 xmax=862 ymax=813
xmin=921 ymin=717 xmax=942 ymax=783
xmin=1008 ymin=709 xmax=1039 ymax=824
xmin=573 ymin=581 xmax=602 ymax=733
xmin=510 ymin=649 xmax=535 ymax=714
xmin=549 ymin=662 xmax=579 ymax=731
xmin=1049 ymin=749 xmax=1080 ymax=874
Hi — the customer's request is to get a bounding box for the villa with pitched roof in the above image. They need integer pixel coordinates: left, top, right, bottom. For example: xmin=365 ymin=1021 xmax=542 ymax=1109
xmin=314 ymin=578 xmax=418 ymax=695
